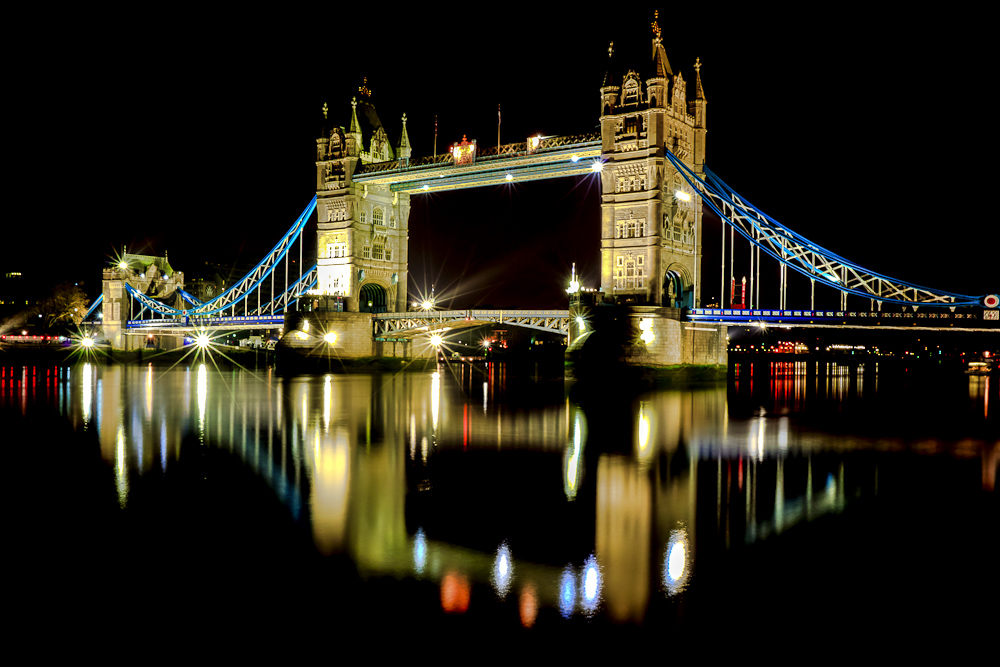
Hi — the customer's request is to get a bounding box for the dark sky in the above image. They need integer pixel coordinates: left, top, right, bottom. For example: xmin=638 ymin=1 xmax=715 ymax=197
xmin=7 ymin=5 xmax=997 ymax=308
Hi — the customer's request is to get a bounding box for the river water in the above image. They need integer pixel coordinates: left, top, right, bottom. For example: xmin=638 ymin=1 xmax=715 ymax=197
xmin=5 ymin=360 xmax=997 ymax=652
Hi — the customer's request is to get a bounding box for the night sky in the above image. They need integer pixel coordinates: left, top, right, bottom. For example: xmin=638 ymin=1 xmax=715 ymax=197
xmin=8 ymin=6 xmax=997 ymax=309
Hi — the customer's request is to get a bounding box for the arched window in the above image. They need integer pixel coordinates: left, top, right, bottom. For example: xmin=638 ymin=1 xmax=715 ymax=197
xmin=374 ymin=208 xmax=384 ymax=226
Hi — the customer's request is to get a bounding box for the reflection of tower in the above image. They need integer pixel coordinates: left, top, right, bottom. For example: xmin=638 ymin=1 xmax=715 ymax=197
xmin=599 ymin=20 xmax=707 ymax=308
xmin=315 ymin=82 xmax=411 ymax=313
xmin=596 ymin=455 xmax=651 ymax=622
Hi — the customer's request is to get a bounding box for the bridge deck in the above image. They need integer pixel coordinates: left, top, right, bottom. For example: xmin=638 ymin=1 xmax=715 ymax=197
xmin=353 ymin=135 xmax=601 ymax=193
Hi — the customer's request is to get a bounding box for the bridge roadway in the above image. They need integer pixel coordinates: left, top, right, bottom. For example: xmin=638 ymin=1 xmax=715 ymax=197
xmin=124 ymin=310 xmax=572 ymax=338
xmin=688 ymin=308 xmax=999 ymax=331
xmin=352 ymin=134 xmax=602 ymax=193
xmin=125 ymin=307 xmax=997 ymax=339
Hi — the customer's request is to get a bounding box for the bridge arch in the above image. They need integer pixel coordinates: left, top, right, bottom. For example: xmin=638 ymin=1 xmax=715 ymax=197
xmin=359 ymin=281 xmax=390 ymax=313
xmin=663 ymin=264 xmax=693 ymax=309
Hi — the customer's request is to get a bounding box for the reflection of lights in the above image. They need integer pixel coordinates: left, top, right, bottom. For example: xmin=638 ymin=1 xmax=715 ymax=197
xmin=491 ymin=541 xmax=514 ymax=599
xmin=580 ymin=555 xmax=602 ymax=616
xmin=295 ymin=331 xmax=309 ymax=340
xmin=559 ymin=566 xmax=575 ymax=618
xmin=413 ymin=528 xmax=427 ymax=574
xmin=662 ymin=526 xmax=690 ymax=596
xmin=115 ymin=424 xmax=128 ymax=508
xmin=431 ymin=372 xmax=440 ymax=431
xmin=563 ymin=407 xmax=586 ymax=501
xmin=441 ymin=571 xmax=470 ymax=614
xmin=197 ymin=363 xmax=207 ymax=437
xmin=82 ymin=363 xmax=92 ymax=426
xmin=638 ymin=404 xmax=650 ymax=454
xmin=302 ymin=320 xmax=310 ymax=332
xmin=519 ymin=583 xmax=538 ymax=628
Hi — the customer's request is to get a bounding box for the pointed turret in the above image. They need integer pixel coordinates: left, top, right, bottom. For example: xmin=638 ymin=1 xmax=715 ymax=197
xmin=600 ymin=41 xmax=620 ymax=117
xmin=688 ymin=57 xmax=707 ymax=174
xmin=397 ymin=113 xmax=412 ymax=163
xmin=348 ymin=96 xmax=362 ymax=158
xmin=647 ymin=13 xmax=671 ymax=109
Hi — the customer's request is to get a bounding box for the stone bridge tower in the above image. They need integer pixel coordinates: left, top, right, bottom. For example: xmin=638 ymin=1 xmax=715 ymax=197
xmin=315 ymin=81 xmax=410 ymax=313
xmin=599 ymin=19 xmax=707 ymax=308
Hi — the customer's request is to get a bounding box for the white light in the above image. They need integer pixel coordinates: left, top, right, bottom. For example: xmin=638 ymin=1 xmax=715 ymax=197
xmin=505 ymin=173 xmax=513 ymax=181
xmin=324 ymin=331 xmax=337 ymax=344
xmin=576 ymin=316 xmax=585 ymax=327
xmin=422 ymin=300 xmax=433 ymax=310
xmin=674 ymin=189 xmax=691 ymax=202
xmin=580 ymin=555 xmax=602 ymax=615
xmin=491 ymin=542 xmax=514 ymax=599
xmin=567 ymin=279 xmax=580 ymax=294
xmin=429 ymin=334 xmax=442 ymax=347
xmin=81 ymin=337 xmax=95 ymax=348
xmin=195 ymin=334 xmax=210 ymax=349
xmin=591 ymin=161 xmax=604 ymax=173
xmin=571 ymin=154 xmax=580 ymax=162
xmin=422 ymin=184 xmax=429 ymax=191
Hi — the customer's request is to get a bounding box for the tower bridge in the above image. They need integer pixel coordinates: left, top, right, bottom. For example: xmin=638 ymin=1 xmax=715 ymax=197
xmin=94 ymin=19 xmax=997 ymax=360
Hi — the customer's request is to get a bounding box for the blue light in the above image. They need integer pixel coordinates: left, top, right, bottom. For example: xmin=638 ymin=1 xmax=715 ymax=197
xmin=414 ymin=528 xmax=427 ymax=574
xmin=559 ymin=566 xmax=575 ymax=618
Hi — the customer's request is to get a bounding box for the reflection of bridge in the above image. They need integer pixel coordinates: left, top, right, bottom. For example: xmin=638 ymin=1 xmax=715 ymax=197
xmin=91 ymin=24 xmax=997 ymax=354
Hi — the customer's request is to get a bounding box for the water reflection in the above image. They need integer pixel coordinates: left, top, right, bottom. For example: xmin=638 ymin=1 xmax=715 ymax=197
xmin=3 ymin=360 xmax=996 ymax=631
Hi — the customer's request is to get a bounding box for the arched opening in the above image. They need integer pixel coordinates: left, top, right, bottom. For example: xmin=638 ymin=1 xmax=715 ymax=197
xmin=663 ymin=268 xmax=692 ymax=309
xmin=359 ymin=282 xmax=388 ymax=313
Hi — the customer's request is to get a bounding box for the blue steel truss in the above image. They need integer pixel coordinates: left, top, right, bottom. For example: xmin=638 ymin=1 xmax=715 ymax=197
xmin=664 ymin=151 xmax=985 ymax=307
xmin=123 ymin=197 xmax=317 ymax=319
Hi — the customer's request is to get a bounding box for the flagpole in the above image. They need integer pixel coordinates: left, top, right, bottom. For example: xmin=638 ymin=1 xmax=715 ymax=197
xmin=497 ymin=104 xmax=500 ymax=153
xmin=434 ymin=115 xmax=438 ymax=157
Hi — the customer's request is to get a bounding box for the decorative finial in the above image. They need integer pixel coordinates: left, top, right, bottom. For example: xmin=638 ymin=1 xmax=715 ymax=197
xmin=651 ymin=10 xmax=661 ymax=40
xmin=608 ymin=41 xmax=614 ymax=58
xmin=322 ymin=102 xmax=328 ymax=120
xmin=402 ymin=113 xmax=407 ymax=126
xmin=359 ymin=77 xmax=371 ymax=97
xmin=351 ymin=96 xmax=357 ymax=110
xmin=694 ymin=57 xmax=701 ymax=73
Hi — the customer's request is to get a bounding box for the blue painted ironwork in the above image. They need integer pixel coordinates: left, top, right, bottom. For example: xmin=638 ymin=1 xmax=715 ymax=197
xmin=664 ymin=150 xmax=985 ymax=307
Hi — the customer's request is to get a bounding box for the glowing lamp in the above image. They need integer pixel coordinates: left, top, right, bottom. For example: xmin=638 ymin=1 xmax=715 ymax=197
xmin=505 ymin=173 xmax=513 ymax=181
xmin=639 ymin=318 xmax=655 ymax=344
xmin=591 ymin=161 xmax=603 ymax=173
xmin=571 ymin=154 xmax=580 ymax=162
xmin=81 ymin=337 xmax=95 ymax=348
xmin=324 ymin=332 xmax=337 ymax=344
xmin=674 ymin=189 xmax=691 ymax=202
xmin=421 ymin=300 xmax=433 ymax=311
xmin=195 ymin=334 xmax=210 ymax=349
xmin=429 ymin=334 xmax=443 ymax=347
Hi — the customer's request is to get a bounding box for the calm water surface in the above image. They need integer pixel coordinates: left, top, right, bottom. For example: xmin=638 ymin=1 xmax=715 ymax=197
xmin=5 ymin=360 xmax=998 ymax=651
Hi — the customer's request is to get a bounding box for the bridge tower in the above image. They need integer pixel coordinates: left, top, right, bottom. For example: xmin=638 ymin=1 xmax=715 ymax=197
xmin=599 ymin=19 xmax=707 ymax=308
xmin=101 ymin=251 xmax=185 ymax=350
xmin=315 ymin=82 xmax=410 ymax=313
